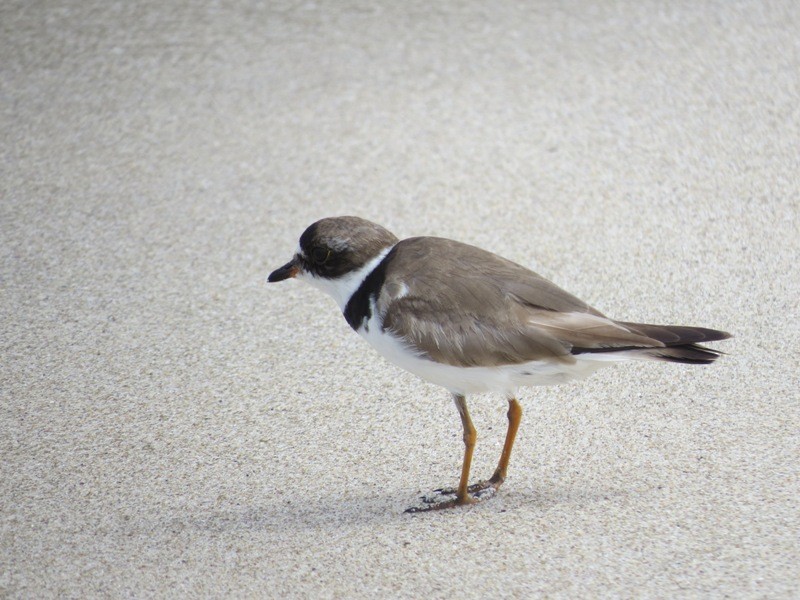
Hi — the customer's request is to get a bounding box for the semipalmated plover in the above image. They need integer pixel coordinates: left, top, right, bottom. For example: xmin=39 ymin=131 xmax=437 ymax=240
xmin=269 ymin=216 xmax=730 ymax=511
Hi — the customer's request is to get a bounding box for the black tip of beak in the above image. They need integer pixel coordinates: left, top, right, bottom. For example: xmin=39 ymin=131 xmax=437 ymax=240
xmin=268 ymin=260 xmax=299 ymax=283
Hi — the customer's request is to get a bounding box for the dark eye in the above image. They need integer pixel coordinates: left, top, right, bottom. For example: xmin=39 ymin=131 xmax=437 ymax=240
xmin=310 ymin=246 xmax=330 ymax=264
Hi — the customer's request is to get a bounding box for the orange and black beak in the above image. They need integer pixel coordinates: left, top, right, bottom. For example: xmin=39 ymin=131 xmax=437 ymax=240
xmin=268 ymin=258 xmax=300 ymax=282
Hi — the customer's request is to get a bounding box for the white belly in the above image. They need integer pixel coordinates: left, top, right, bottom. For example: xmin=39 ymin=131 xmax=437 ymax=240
xmin=357 ymin=312 xmax=619 ymax=396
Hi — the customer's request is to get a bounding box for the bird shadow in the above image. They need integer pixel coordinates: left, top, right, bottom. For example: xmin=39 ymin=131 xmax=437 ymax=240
xmin=149 ymin=482 xmax=629 ymax=536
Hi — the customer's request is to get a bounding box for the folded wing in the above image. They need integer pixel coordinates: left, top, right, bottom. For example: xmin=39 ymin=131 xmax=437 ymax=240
xmin=375 ymin=237 xmax=711 ymax=368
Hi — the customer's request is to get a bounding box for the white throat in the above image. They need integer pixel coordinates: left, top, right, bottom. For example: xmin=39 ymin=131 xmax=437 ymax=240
xmin=298 ymin=245 xmax=394 ymax=311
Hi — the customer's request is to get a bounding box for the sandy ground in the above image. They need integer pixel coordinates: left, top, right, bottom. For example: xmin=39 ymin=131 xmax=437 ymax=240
xmin=2 ymin=1 xmax=799 ymax=598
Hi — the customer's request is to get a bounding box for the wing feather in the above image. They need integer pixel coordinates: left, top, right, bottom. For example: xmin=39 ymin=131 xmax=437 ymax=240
xmin=374 ymin=237 xmax=665 ymax=368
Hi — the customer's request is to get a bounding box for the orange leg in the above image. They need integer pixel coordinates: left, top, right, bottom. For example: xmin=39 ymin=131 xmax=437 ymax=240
xmin=486 ymin=397 xmax=522 ymax=487
xmin=454 ymin=396 xmax=523 ymax=494
xmin=406 ymin=396 xmax=523 ymax=513
xmin=406 ymin=394 xmax=476 ymax=512
xmin=453 ymin=394 xmax=477 ymax=505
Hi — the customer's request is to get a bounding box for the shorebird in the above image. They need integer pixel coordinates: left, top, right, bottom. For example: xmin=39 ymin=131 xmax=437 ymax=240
xmin=269 ymin=216 xmax=729 ymax=511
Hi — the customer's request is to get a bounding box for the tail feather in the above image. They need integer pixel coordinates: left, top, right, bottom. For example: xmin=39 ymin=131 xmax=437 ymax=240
xmin=618 ymin=322 xmax=731 ymax=346
xmin=572 ymin=322 xmax=731 ymax=365
xmin=637 ymin=343 xmax=726 ymax=365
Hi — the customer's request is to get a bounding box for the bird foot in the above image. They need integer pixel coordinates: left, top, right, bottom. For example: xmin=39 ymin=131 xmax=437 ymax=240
xmin=432 ymin=477 xmax=503 ymax=497
xmin=404 ymin=481 xmax=500 ymax=513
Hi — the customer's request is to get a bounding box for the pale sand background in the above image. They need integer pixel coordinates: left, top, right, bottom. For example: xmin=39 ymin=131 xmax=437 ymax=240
xmin=2 ymin=1 xmax=799 ymax=598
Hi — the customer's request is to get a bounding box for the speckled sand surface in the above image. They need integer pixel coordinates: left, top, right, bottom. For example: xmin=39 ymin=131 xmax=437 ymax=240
xmin=2 ymin=2 xmax=799 ymax=598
